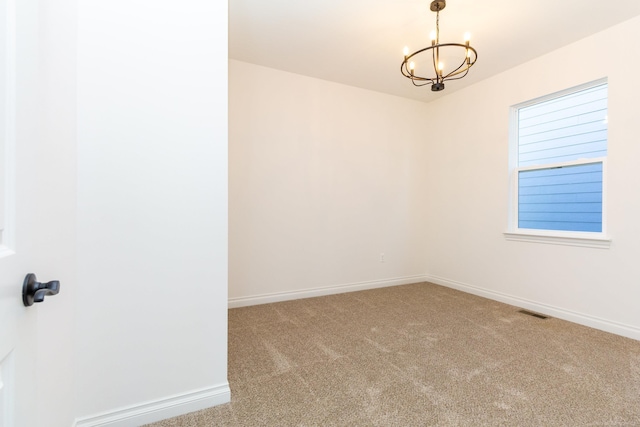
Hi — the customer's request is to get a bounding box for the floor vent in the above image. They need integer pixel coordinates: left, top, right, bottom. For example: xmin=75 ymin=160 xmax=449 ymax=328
xmin=518 ymin=309 xmax=548 ymax=319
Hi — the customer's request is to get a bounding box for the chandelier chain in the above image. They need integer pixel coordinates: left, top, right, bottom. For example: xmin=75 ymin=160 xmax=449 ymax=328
xmin=435 ymin=9 xmax=440 ymax=44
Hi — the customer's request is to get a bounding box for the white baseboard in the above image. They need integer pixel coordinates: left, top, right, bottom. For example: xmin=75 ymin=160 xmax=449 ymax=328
xmin=74 ymin=383 xmax=230 ymax=427
xmin=426 ymin=274 xmax=640 ymax=341
xmin=228 ymin=274 xmax=429 ymax=308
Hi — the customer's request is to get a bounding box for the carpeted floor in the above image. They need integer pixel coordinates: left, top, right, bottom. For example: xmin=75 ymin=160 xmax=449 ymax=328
xmin=147 ymin=282 xmax=640 ymax=426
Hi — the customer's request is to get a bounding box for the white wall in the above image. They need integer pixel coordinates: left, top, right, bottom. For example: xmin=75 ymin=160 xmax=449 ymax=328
xmin=36 ymin=0 xmax=77 ymax=425
xmin=229 ymin=60 xmax=429 ymax=306
xmin=75 ymin=1 xmax=229 ymax=425
xmin=423 ymin=16 xmax=640 ymax=339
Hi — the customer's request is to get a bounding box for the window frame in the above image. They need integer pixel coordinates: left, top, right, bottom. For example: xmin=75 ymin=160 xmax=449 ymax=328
xmin=505 ymin=79 xmax=611 ymax=248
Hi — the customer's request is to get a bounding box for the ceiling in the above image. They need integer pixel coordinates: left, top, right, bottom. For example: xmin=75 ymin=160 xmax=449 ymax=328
xmin=229 ymin=0 xmax=640 ymax=103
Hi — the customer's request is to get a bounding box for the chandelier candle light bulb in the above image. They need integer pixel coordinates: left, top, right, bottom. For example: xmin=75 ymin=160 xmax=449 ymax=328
xmin=400 ymin=0 xmax=478 ymax=92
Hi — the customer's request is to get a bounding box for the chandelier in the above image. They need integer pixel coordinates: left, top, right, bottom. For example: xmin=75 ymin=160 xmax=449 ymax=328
xmin=400 ymin=0 xmax=477 ymax=91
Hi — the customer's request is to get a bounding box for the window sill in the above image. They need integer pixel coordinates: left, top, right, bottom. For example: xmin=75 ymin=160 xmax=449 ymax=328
xmin=503 ymin=230 xmax=611 ymax=249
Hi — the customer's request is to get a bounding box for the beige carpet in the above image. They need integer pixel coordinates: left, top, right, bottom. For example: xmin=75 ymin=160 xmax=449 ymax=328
xmin=147 ymin=282 xmax=640 ymax=426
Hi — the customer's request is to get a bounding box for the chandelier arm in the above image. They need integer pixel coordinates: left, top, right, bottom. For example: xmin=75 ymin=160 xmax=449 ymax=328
xmin=402 ymin=49 xmax=438 ymax=83
xmin=442 ymin=66 xmax=470 ymax=82
xmin=401 ymin=62 xmax=419 ymax=79
xmin=411 ymin=76 xmax=435 ymax=83
xmin=443 ymin=54 xmax=477 ymax=79
xmin=411 ymin=79 xmax=433 ymax=87
xmin=400 ymin=62 xmax=409 ymax=77
xmin=400 ymin=61 xmax=434 ymax=82
xmin=401 ymin=69 xmax=434 ymax=83
xmin=432 ymin=46 xmax=439 ymax=83
xmin=407 ymin=73 xmax=434 ymax=86
xmin=411 ymin=76 xmax=436 ymax=83
xmin=442 ymin=58 xmax=468 ymax=79
xmin=443 ymin=67 xmax=476 ymax=80
xmin=442 ymin=45 xmax=478 ymax=79
xmin=445 ymin=68 xmax=469 ymax=80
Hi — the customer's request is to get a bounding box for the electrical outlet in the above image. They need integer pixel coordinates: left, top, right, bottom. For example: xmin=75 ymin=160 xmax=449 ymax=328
xmin=380 ymin=253 xmax=385 ymax=263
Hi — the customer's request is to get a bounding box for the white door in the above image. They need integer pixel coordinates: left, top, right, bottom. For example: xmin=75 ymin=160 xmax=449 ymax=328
xmin=0 ymin=0 xmax=73 ymax=425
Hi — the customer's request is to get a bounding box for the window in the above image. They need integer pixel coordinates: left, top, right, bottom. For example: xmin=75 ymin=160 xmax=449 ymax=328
xmin=506 ymin=80 xmax=610 ymax=247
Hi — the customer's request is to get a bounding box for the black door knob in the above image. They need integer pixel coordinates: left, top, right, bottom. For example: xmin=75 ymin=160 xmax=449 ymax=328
xmin=22 ymin=273 xmax=60 ymax=307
